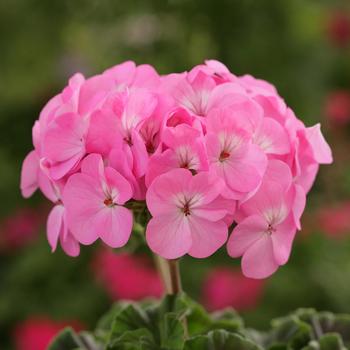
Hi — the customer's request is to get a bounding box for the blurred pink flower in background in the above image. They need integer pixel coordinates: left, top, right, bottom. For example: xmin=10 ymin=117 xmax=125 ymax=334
xmin=325 ymin=90 xmax=350 ymax=125
xmin=327 ymin=11 xmax=350 ymax=47
xmin=92 ymin=249 xmax=163 ymax=300
xmin=317 ymin=201 xmax=350 ymax=239
xmin=202 ymin=267 xmax=265 ymax=312
xmin=13 ymin=316 xmax=84 ymax=350
xmin=0 ymin=207 xmax=45 ymax=251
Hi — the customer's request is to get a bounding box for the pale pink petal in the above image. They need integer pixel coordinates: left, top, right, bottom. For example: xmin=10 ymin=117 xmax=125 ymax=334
xmin=78 ymin=74 xmax=114 ymax=115
xmin=241 ymin=235 xmax=278 ymax=279
xmin=304 ymin=123 xmax=333 ymax=164
xmin=271 ymin=214 xmax=297 ymax=265
xmin=60 ymin=231 xmax=80 ymax=257
xmin=20 ymin=151 xmax=39 ymax=198
xmin=63 ymin=174 xmax=105 ymax=244
xmin=188 ymin=216 xmax=228 ymax=258
xmin=103 ymin=61 xmax=136 ymax=87
xmin=264 ymin=160 xmax=292 ymax=192
xmin=145 ymin=150 xmax=178 ymax=187
xmin=189 ymin=171 xmax=224 ymax=205
xmin=146 ymin=214 xmax=192 ymax=259
xmin=97 ymin=206 xmax=133 ymax=248
xmin=291 ymin=184 xmax=306 ymax=230
xmin=254 ymin=118 xmax=290 ymax=154
xmin=81 ymin=153 xmax=105 ymax=180
xmin=146 ymin=169 xmax=192 ymax=216
xmin=47 ymin=205 xmax=65 ymax=252
xmin=86 ymin=109 xmax=123 ymax=156
xmin=105 ymin=167 xmax=133 ymax=204
xmin=227 ymin=215 xmax=266 ymax=257
xmin=129 ymin=130 xmax=149 ymax=178
xmin=132 ymin=64 xmax=160 ymax=89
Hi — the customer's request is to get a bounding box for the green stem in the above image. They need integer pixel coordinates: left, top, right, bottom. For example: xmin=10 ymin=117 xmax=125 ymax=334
xmin=155 ymin=255 xmax=182 ymax=294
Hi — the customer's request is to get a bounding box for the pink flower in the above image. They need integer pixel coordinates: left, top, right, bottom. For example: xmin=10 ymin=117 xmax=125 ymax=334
xmin=63 ymin=154 xmax=133 ymax=247
xmin=146 ymin=168 xmax=232 ymax=259
xmin=13 ymin=317 xmax=84 ymax=350
xmin=47 ymin=197 xmax=80 ymax=257
xmin=325 ymin=90 xmax=350 ymax=125
xmin=0 ymin=207 xmax=45 ymax=251
xmin=327 ymin=11 xmax=350 ymax=47
xmin=41 ymin=112 xmax=88 ymax=180
xmin=20 ymin=59 xmax=332 ymax=274
xmin=205 ymin=107 xmax=267 ymax=199
xmin=227 ymin=160 xmax=303 ymax=279
xmin=202 ymin=267 xmax=264 ymax=312
xmin=146 ymin=124 xmax=208 ymax=186
xmin=92 ymin=249 xmax=163 ymax=300
xmin=317 ymin=202 xmax=350 ymax=239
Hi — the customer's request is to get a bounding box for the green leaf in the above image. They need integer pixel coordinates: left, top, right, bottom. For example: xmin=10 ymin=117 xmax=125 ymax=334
xmin=210 ymin=308 xmax=244 ymax=332
xmin=268 ymin=316 xmax=312 ymax=349
xmin=184 ymin=329 xmax=262 ymax=350
xmin=319 ymin=333 xmax=346 ymax=350
xmin=107 ymin=328 xmax=155 ymax=350
xmin=47 ymin=328 xmax=83 ymax=350
xmin=159 ymin=313 xmax=185 ymax=350
xmin=110 ymin=304 xmax=152 ymax=339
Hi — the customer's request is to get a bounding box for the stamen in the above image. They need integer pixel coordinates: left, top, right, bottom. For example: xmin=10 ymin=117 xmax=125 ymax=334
xmin=219 ymin=151 xmax=230 ymax=162
xmin=104 ymin=198 xmax=114 ymax=207
xmin=267 ymin=224 xmax=276 ymax=235
xmin=182 ymin=203 xmax=191 ymax=216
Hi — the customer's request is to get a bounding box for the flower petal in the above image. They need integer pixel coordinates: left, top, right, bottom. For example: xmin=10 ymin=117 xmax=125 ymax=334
xmin=188 ymin=216 xmax=228 ymax=258
xmin=227 ymin=215 xmax=266 ymax=257
xmin=241 ymin=235 xmax=278 ymax=279
xmin=146 ymin=213 xmax=192 ymax=259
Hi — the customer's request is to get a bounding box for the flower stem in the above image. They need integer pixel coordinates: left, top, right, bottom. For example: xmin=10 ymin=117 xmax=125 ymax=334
xmin=155 ymin=255 xmax=182 ymax=294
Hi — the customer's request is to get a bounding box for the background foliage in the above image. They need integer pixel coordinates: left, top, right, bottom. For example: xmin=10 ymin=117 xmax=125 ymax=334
xmin=1 ymin=0 xmax=350 ymax=349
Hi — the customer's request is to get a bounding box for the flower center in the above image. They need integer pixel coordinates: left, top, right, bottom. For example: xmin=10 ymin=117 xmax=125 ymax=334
xmin=104 ymin=197 xmax=115 ymax=207
xmin=219 ymin=150 xmax=230 ymax=162
xmin=266 ymin=224 xmax=276 ymax=235
xmin=182 ymin=203 xmax=191 ymax=216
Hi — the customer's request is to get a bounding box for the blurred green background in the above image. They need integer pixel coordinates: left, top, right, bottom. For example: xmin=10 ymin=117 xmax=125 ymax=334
xmin=1 ymin=0 xmax=350 ymax=349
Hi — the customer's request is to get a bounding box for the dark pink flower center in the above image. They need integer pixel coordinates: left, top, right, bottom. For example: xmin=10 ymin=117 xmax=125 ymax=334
xmin=219 ymin=151 xmax=230 ymax=162
xmin=182 ymin=203 xmax=191 ymax=216
xmin=267 ymin=224 xmax=276 ymax=235
xmin=104 ymin=197 xmax=115 ymax=207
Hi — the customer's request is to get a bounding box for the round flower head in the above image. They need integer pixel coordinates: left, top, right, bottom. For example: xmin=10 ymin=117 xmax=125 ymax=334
xmin=20 ymin=60 xmax=332 ymax=279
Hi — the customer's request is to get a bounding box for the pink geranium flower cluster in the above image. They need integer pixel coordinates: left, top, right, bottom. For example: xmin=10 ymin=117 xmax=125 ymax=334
xmin=21 ymin=60 xmax=332 ymax=278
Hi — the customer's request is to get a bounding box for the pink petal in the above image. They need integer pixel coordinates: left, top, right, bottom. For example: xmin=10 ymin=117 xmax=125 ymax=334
xmin=47 ymin=205 xmax=65 ymax=252
xmin=146 ymin=169 xmax=192 ymax=216
xmin=78 ymin=74 xmax=114 ymax=115
xmin=241 ymin=235 xmax=278 ymax=279
xmin=227 ymin=215 xmax=266 ymax=257
xmin=304 ymin=123 xmax=333 ymax=164
xmin=271 ymin=214 xmax=297 ymax=265
xmin=188 ymin=216 xmax=228 ymax=258
xmin=105 ymin=167 xmax=133 ymax=204
xmin=97 ymin=206 xmax=133 ymax=248
xmin=291 ymin=184 xmax=306 ymax=230
xmin=254 ymin=118 xmax=290 ymax=154
xmin=264 ymin=159 xmax=292 ymax=192
xmin=240 ymin=181 xmax=292 ymax=225
xmin=20 ymin=151 xmax=39 ymax=198
xmin=86 ymin=109 xmax=123 ymax=156
xmin=146 ymin=214 xmax=192 ymax=259
xmin=63 ymin=174 xmax=105 ymax=244
xmin=60 ymin=231 xmax=80 ymax=257
xmin=145 ymin=150 xmax=178 ymax=187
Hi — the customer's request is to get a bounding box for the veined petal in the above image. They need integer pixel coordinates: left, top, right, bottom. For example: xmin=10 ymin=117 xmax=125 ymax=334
xmin=146 ymin=213 xmax=192 ymax=259
xmin=227 ymin=215 xmax=267 ymax=257
xmin=188 ymin=216 xmax=228 ymax=258
xmin=241 ymin=234 xmax=278 ymax=279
